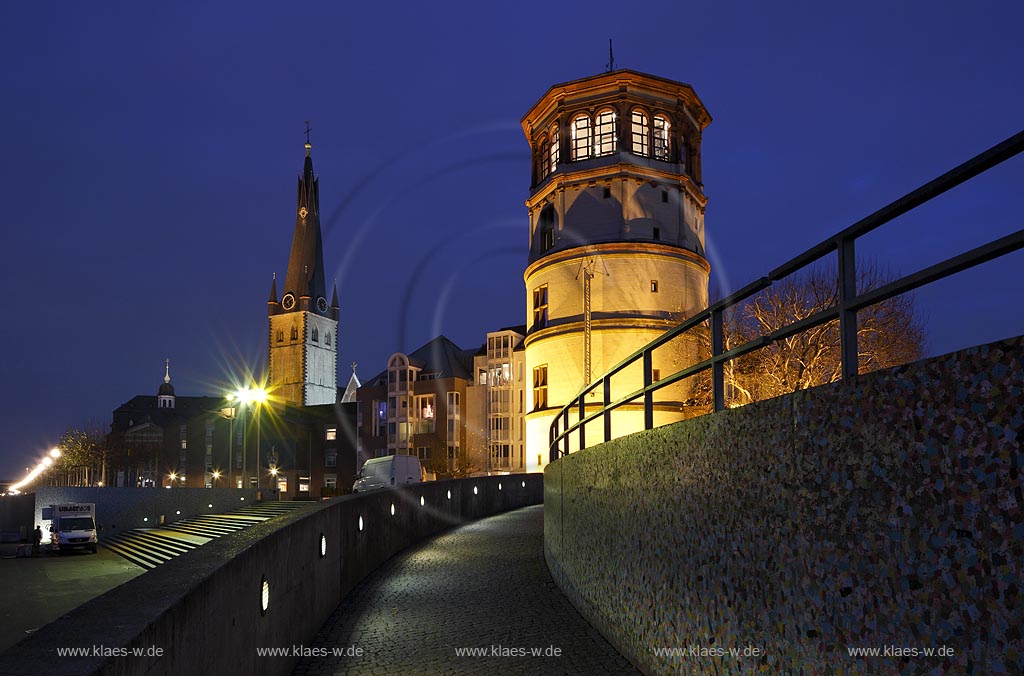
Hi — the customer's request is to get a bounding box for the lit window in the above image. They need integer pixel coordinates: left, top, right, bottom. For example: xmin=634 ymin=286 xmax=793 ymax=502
xmin=325 ymin=426 xmax=337 ymax=440
xmin=651 ymin=280 xmax=659 ymax=293
xmin=550 ymin=124 xmax=560 ymax=167
xmin=653 ymin=115 xmax=671 ymax=160
xmin=594 ymin=109 xmax=616 ymax=157
xmin=532 ymin=285 xmax=548 ymax=330
xmin=571 ymin=115 xmax=591 ymax=160
xmin=631 ymin=110 xmax=649 ymax=157
xmin=298 ymin=476 xmax=310 ymax=492
xmin=533 ymin=365 xmax=548 ymax=410
xmin=540 ymin=138 xmax=551 ymax=179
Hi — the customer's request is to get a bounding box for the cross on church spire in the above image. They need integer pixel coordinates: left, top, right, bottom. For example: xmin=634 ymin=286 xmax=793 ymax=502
xmin=304 ymin=120 xmax=312 ymax=156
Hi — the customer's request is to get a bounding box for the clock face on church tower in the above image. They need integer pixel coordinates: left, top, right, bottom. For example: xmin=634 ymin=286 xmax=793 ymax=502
xmin=316 ymin=296 xmax=328 ymax=312
xmin=281 ymin=293 xmax=296 ymax=311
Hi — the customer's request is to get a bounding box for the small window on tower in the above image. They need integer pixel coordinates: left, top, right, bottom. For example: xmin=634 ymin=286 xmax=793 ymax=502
xmin=325 ymin=332 xmax=331 ymax=346
xmin=662 ymin=190 xmax=668 ymax=203
xmin=532 ymin=285 xmax=549 ymax=329
xmin=603 ymin=187 xmax=611 ymax=199
xmin=290 ymin=326 xmax=299 ymax=340
xmin=312 ymin=326 xmax=319 ymax=343
xmin=651 ymin=280 xmax=659 ymax=293
xmin=542 ymin=227 xmax=555 ymax=251
xmin=653 ymin=227 xmax=660 ymax=241
xmin=276 ymin=329 xmax=284 ymax=343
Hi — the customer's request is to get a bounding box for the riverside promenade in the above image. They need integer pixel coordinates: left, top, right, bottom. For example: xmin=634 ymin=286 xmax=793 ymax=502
xmin=292 ymin=505 xmax=640 ymax=676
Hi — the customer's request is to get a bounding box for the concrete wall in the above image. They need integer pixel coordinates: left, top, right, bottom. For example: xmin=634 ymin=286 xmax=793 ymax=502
xmin=545 ymin=337 xmax=1023 ymax=675
xmin=33 ymin=487 xmax=260 ymax=539
xmin=1 ymin=475 xmax=543 ymax=676
xmin=0 ymin=493 xmax=35 ymax=541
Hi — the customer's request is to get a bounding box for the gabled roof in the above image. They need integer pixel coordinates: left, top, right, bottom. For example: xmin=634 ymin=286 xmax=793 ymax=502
xmin=363 ymin=335 xmax=478 ymax=386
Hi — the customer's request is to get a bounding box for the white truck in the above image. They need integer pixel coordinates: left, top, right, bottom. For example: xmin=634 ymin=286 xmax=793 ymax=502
xmin=352 ymin=455 xmax=423 ymax=493
xmin=42 ymin=503 xmax=98 ymax=554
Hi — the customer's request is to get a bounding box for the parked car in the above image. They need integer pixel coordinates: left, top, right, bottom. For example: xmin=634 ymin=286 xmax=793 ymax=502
xmin=352 ymin=455 xmax=423 ymax=493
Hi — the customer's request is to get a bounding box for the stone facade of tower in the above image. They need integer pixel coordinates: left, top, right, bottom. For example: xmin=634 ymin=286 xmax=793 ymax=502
xmin=268 ymin=142 xmax=340 ymax=406
xmin=520 ymin=69 xmax=712 ymax=469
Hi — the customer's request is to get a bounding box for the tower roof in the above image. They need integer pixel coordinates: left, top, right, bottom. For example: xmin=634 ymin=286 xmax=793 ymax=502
xmin=282 ymin=137 xmax=328 ymax=312
xmin=158 ymin=359 xmax=175 ymax=397
xmin=341 ymin=363 xmax=360 ymax=403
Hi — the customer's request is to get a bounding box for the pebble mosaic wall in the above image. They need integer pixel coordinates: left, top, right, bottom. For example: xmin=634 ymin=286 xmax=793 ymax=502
xmin=545 ymin=337 xmax=1023 ymax=675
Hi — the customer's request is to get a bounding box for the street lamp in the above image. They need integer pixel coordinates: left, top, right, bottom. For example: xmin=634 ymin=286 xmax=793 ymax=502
xmin=233 ymin=386 xmax=268 ymax=490
xmin=212 ymin=470 xmax=221 ymax=486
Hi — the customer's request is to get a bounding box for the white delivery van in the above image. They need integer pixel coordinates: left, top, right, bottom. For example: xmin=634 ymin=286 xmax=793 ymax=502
xmin=352 ymin=455 xmax=423 ymax=493
xmin=42 ymin=503 xmax=98 ymax=554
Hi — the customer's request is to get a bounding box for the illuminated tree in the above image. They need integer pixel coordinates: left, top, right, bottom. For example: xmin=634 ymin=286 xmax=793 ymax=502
xmin=674 ymin=262 xmax=925 ymax=410
xmin=53 ymin=420 xmax=109 ymax=486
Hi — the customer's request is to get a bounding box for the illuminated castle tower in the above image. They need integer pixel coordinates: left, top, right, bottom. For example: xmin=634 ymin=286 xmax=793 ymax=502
xmin=521 ymin=69 xmax=712 ymax=469
xmin=267 ymin=137 xmax=340 ymax=406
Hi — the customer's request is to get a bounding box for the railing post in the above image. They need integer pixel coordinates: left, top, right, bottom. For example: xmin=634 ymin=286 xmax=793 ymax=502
xmin=711 ymin=308 xmax=725 ymax=412
xmin=562 ymin=409 xmax=570 ymax=457
xmin=837 ymin=237 xmax=859 ymax=380
xmin=549 ymin=422 xmax=557 ymax=464
xmin=603 ymin=376 xmax=611 ymax=443
xmin=578 ymin=394 xmax=586 ymax=451
xmin=642 ymin=349 xmax=654 ymax=430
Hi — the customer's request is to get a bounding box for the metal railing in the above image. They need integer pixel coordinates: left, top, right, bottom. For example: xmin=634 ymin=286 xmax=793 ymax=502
xmin=550 ymin=129 xmax=1024 ymax=461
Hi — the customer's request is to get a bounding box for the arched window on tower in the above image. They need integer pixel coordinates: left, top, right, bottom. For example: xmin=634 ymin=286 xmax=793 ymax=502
xmin=290 ymin=325 xmax=299 ymax=341
xmin=540 ymin=137 xmax=551 ymax=180
xmin=538 ymin=204 xmax=556 ymax=253
xmin=653 ymin=115 xmax=671 ymax=161
xmin=326 ymin=332 xmax=332 ymax=346
xmin=631 ymin=109 xmax=649 ymax=157
xmin=594 ymin=109 xmax=616 ymax=156
xmin=312 ymin=325 xmax=319 ymax=343
xmin=276 ymin=329 xmax=284 ymax=343
xmin=550 ymin=124 xmax=560 ymax=167
xmin=571 ymin=114 xmax=591 ymax=161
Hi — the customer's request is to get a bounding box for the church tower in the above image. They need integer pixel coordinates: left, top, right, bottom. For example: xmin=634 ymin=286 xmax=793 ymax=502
xmin=268 ymin=137 xmax=340 ymax=406
xmin=520 ymin=70 xmax=712 ymax=469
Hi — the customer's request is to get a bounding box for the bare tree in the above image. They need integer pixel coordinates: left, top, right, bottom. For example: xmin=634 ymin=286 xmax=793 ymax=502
xmin=737 ymin=262 xmax=924 ymax=403
xmin=673 ymin=261 xmax=925 ymax=410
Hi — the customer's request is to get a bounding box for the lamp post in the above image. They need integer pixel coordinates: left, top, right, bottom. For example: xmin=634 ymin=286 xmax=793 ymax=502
xmin=233 ymin=386 xmax=268 ymax=490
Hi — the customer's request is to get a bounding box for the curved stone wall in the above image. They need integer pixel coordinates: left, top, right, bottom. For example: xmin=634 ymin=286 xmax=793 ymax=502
xmin=0 ymin=476 xmax=542 ymax=676
xmin=544 ymin=337 xmax=1022 ymax=675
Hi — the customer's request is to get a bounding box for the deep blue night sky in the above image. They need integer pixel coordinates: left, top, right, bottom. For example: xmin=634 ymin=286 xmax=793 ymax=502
xmin=1 ymin=1 xmax=1021 ymax=473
